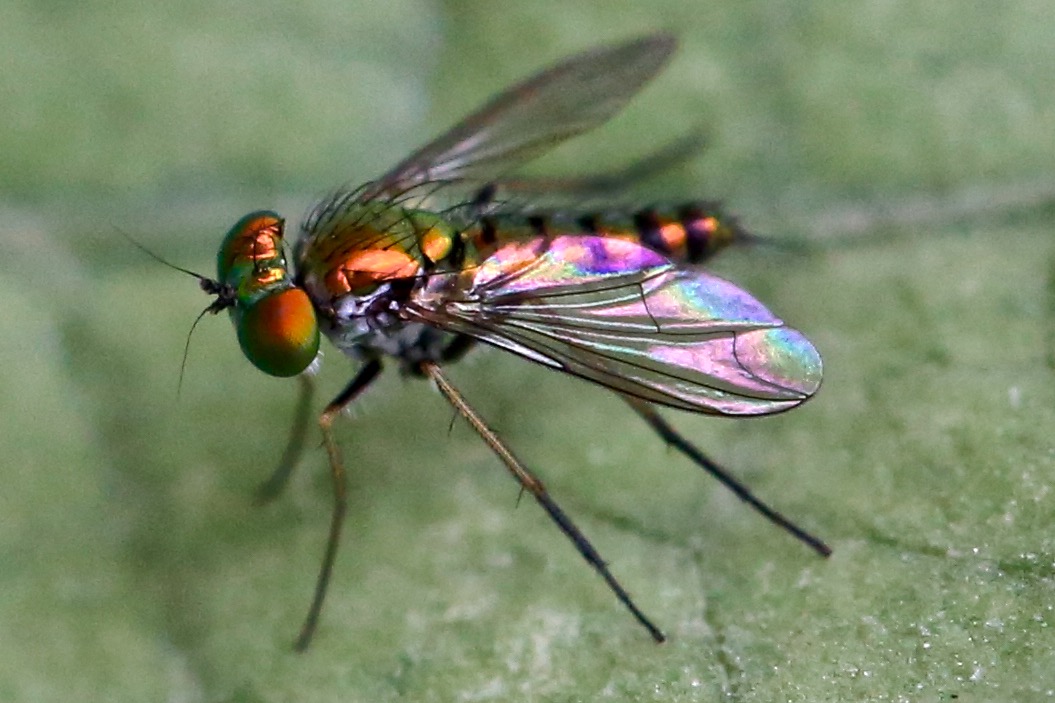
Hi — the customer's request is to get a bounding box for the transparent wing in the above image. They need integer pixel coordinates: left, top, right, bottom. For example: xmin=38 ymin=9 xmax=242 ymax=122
xmin=339 ymin=33 xmax=675 ymax=209
xmin=489 ymin=131 xmax=706 ymax=201
xmin=407 ymin=236 xmax=822 ymax=415
xmin=303 ymin=34 xmax=677 ymax=244
xmin=478 ymin=131 xmax=707 ymax=214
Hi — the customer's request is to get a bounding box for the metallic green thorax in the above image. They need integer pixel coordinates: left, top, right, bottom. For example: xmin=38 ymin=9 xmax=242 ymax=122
xmin=296 ymin=201 xmax=468 ymax=290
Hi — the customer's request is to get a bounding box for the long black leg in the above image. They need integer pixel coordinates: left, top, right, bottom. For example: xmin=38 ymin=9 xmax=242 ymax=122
xmin=422 ymin=361 xmax=665 ymax=643
xmin=439 ymin=334 xmax=477 ymax=364
xmin=623 ymin=396 xmax=832 ymax=557
xmin=254 ymin=373 xmax=316 ymax=505
xmin=294 ymin=358 xmax=384 ymax=652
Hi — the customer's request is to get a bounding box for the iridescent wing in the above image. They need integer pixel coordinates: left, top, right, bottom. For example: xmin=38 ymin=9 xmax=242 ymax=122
xmin=311 ymin=33 xmax=676 ymax=221
xmin=406 ymin=236 xmax=822 ymax=415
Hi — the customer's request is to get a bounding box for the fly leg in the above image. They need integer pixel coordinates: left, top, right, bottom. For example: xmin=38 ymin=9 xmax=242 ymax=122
xmin=254 ymin=373 xmax=316 ymax=504
xmin=295 ymin=358 xmax=383 ymax=651
xmin=421 ymin=361 xmax=666 ymax=643
xmin=439 ymin=334 xmax=477 ymax=364
xmin=623 ymin=396 xmax=832 ymax=557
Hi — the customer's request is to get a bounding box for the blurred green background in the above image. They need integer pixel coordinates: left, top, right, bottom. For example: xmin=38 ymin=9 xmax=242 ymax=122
xmin=3 ymin=0 xmax=1055 ymax=701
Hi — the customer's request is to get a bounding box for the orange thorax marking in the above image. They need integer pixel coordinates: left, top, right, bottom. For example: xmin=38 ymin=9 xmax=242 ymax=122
xmin=326 ymin=248 xmax=420 ymax=296
xmin=419 ymin=227 xmax=452 ymax=262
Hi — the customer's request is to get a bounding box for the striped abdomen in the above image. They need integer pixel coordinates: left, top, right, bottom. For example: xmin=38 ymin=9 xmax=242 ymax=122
xmin=470 ymin=203 xmax=748 ymax=267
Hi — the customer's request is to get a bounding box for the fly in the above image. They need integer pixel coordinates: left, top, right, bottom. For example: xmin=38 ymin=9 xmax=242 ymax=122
xmin=191 ymin=33 xmax=827 ymax=650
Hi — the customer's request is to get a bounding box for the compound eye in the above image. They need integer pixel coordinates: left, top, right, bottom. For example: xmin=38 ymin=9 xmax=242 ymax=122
xmin=237 ymin=288 xmax=320 ymax=377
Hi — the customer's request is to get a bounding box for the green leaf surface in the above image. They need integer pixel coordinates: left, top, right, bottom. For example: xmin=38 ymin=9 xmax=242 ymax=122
xmin=2 ymin=1 xmax=1054 ymax=701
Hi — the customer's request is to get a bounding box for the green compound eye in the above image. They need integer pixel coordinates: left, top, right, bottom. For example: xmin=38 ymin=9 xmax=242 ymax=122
xmin=237 ymin=288 xmax=320 ymax=377
xmin=218 ymin=211 xmax=284 ymax=283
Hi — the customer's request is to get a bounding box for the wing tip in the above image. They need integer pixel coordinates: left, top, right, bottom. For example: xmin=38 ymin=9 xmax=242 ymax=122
xmin=736 ymin=326 xmax=823 ymax=400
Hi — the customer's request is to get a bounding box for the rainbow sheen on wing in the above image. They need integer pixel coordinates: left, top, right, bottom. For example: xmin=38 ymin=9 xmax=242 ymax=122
xmin=408 ymin=236 xmax=820 ymax=415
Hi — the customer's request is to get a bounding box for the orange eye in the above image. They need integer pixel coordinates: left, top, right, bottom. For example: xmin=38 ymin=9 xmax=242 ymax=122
xmin=237 ymin=288 xmax=320 ymax=377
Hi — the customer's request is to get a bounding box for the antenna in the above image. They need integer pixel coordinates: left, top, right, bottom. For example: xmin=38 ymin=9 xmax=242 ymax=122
xmin=118 ymin=226 xmax=237 ymax=394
